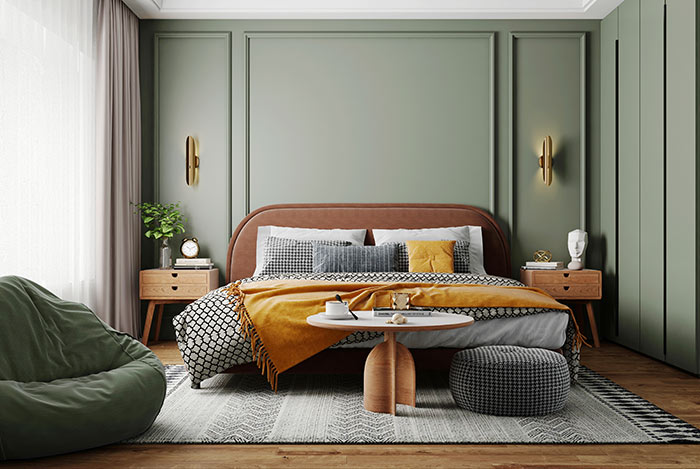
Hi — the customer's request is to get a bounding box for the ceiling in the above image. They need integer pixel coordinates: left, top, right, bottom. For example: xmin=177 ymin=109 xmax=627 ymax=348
xmin=123 ymin=0 xmax=623 ymax=20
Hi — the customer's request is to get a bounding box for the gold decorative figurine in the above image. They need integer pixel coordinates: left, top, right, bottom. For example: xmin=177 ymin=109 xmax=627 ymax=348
xmin=533 ymin=250 xmax=553 ymax=263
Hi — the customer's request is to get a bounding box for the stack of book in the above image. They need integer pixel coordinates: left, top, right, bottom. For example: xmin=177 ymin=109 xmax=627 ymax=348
xmin=174 ymin=258 xmax=214 ymax=270
xmin=373 ymin=307 xmax=432 ymax=317
xmin=522 ymin=261 xmax=564 ymax=270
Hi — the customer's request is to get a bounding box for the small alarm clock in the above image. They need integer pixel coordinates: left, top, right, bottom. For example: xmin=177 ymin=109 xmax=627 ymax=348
xmin=180 ymin=237 xmax=200 ymax=259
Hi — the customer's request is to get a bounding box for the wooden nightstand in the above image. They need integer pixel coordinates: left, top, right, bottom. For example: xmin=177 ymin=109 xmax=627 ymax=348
xmin=139 ymin=268 xmax=219 ymax=345
xmin=520 ymin=268 xmax=602 ymax=348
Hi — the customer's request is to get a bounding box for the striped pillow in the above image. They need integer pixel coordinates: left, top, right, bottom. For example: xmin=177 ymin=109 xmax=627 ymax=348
xmin=312 ymin=244 xmax=396 ymax=273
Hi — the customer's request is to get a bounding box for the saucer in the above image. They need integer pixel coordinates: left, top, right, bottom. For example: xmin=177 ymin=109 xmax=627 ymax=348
xmin=321 ymin=311 xmax=353 ymax=320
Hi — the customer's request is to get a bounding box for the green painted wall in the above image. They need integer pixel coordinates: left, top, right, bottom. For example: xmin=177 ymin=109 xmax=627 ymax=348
xmin=138 ymin=19 xmax=601 ymax=339
xmin=154 ymin=33 xmax=232 ymax=268
xmin=248 ymin=33 xmax=494 ymax=211
xmin=510 ymin=32 xmax=587 ymax=272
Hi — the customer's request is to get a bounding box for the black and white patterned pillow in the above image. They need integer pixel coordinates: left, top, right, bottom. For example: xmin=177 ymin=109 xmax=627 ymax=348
xmin=259 ymin=236 xmax=350 ymax=275
xmin=390 ymin=240 xmax=471 ymax=273
xmin=312 ymin=244 xmax=396 ymax=273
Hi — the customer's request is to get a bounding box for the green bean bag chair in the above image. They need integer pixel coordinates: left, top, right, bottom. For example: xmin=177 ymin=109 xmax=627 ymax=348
xmin=0 ymin=276 xmax=166 ymax=460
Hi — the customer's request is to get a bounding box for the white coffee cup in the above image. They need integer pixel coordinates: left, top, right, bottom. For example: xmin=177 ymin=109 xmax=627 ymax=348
xmin=325 ymin=300 xmax=349 ymax=317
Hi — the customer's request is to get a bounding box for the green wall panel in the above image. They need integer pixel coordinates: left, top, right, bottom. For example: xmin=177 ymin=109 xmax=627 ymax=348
xmin=154 ymin=33 xmax=231 ymax=273
xmin=616 ymin=0 xmax=641 ymax=349
xmin=638 ymin=0 xmax=665 ymax=360
xmin=247 ymin=33 xmax=493 ymax=212
xmin=666 ymin=0 xmax=698 ymax=373
xmin=510 ymin=33 xmax=586 ymax=267
xmin=599 ymin=9 xmax=617 ymax=339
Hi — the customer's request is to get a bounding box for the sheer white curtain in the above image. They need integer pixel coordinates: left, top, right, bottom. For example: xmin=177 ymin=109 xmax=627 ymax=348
xmin=0 ymin=0 xmax=97 ymax=307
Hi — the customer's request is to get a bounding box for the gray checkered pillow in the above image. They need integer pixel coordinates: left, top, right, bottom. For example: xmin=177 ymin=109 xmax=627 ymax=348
xmin=259 ymin=236 xmax=350 ymax=275
xmin=389 ymin=240 xmax=471 ymax=273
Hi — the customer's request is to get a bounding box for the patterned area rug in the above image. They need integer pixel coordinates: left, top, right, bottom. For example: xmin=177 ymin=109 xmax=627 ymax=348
xmin=128 ymin=365 xmax=700 ymax=444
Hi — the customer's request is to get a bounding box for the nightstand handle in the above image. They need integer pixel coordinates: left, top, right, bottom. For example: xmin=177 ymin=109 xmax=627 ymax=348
xmin=171 ymin=273 xmax=178 ymax=278
xmin=563 ymin=273 xmax=569 ymax=278
xmin=563 ymin=286 xmax=570 ymax=291
xmin=171 ymin=285 xmax=178 ymax=291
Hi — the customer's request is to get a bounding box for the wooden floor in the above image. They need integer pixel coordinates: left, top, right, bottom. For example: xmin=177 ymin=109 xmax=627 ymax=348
xmin=8 ymin=341 xmax=700 ymax=469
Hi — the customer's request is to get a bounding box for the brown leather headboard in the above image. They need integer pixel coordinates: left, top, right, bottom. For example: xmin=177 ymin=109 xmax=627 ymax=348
xmin=225 ymin=203 xmax=511 ymax=283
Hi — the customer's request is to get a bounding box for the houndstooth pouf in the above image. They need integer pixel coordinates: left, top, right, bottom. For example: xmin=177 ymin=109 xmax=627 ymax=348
xmin=449 ymin=345 xmax=570 ymax=416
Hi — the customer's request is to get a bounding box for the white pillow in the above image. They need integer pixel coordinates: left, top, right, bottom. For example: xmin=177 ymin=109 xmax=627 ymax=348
xmin=254 ymin=226 xmax=366 ymax=276
xmin=466 ymin=226 xmax=486 ymax=276
xmin=372 ymin=226 xmax=486 ymax=275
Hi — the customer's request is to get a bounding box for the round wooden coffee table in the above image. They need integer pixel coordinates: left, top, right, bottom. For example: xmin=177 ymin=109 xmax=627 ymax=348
xmin=307 ymin=311 xmax=474 ymax=415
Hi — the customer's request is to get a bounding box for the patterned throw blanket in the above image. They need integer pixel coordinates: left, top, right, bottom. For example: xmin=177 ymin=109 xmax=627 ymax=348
xmin=173 ymin=272 xmax=583 ymax=388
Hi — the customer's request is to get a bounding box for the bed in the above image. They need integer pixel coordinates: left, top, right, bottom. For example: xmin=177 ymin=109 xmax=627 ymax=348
xmin=173 ymin=203 xmax=580 ymax=388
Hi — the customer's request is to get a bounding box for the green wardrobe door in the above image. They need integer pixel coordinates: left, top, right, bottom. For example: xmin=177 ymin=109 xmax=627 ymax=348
xmin=600 ymin=8 xmax=618 ymax=340
xmin=666 ymin=0 xmax=698 ymax=373
xmin=638 ymin=0 xmax=665 ymax=360
xmin=617 ymin=0 xmax=641 ymax=349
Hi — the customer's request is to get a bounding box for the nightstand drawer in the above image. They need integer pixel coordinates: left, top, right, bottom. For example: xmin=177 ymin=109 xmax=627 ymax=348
xmin=537 ymin=283 xmax=602 ymax=300
xmin=530 ymin=270 xmax=601 ymax=285
xmin=140 ymin=284 xmax=210 ymax=299
xmin=141 ymin=270 xmax=211 ymax=285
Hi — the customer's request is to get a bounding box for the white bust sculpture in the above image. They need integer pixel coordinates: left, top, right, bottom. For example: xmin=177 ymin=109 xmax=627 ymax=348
xmin=567 ymin=229 xmax=588 ymax=270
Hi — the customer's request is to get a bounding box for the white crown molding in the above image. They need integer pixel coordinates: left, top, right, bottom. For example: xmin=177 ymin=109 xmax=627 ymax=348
xmin=123 ymin=0 xmax=623 ymax=20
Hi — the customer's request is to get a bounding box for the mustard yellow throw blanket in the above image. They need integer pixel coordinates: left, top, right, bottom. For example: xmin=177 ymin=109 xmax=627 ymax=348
xmin=227 ymin=280 xmax=576 ymax=390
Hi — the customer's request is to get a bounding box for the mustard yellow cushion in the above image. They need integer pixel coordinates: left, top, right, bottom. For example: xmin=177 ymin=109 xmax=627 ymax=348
xmin=406 ymin=240 xmax=456 ymax=273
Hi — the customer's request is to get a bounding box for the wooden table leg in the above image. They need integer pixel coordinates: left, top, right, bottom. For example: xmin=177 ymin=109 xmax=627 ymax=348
xmin=363 ymin=331 xmax=416 ymax=415
xmin=154 ymin=304 xmax=165 ymax=342
xmin=142 ymin=300 xmax=157 ymax=346
xmin=585 ymin=301 xmax=601 ymax=348
xmin=395 ymin=341 xmax=416 ymax=407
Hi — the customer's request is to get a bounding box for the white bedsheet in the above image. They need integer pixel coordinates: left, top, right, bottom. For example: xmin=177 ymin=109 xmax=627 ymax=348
xmin=337 ymin=311 xmax=569 ymax=350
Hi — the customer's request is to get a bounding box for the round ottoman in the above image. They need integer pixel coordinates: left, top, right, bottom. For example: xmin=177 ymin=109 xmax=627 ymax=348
xmin=449 ymin=345 xmax=570 ymax=416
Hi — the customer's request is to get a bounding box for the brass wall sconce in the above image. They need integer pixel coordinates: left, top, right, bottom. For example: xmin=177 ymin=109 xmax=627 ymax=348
xmin=185 ymin=136 xmax=199 ymax=186
xmin=538 ymin=135 xmax=553 ymax=186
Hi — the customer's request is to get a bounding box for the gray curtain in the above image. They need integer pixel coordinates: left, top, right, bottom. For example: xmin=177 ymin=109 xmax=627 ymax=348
xmin=95 ymin=0 xmax=141 ymax=337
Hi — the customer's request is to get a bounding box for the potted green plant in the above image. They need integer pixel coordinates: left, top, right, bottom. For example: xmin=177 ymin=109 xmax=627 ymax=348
xmin=134 ymin=202 xmax=186 ymax=268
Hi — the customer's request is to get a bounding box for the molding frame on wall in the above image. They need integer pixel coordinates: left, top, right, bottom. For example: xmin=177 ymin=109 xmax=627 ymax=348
xmin=153 ymin=31 xmax=233 ymax=247
xmin=507 ymin=31 xmax=587 ymax=240
xmin=242 ymin=31 xmax=496 ymax=216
